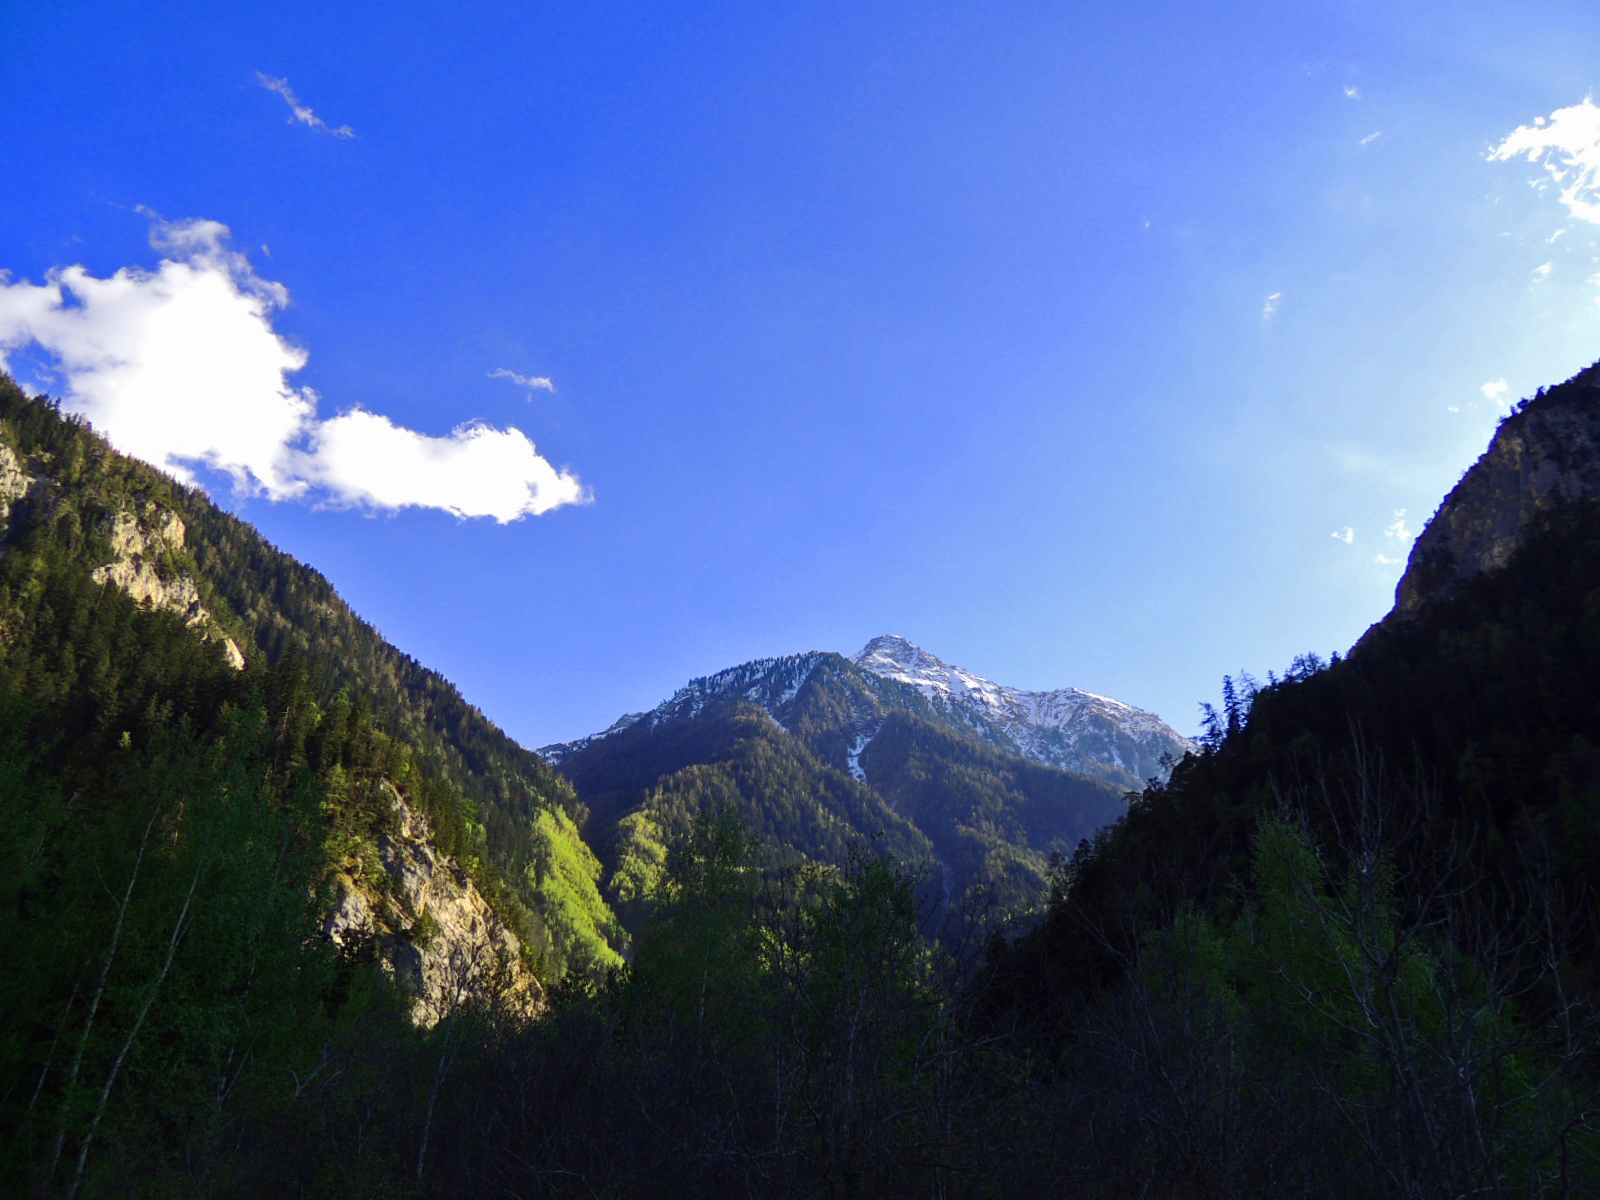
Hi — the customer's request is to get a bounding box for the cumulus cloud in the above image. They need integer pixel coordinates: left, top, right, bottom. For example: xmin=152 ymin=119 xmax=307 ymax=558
xmin=1481 ymin=378 xmax=1510 ymax=404
xmin=1262 ymin=291 xmax=1283 ymax=320
xmin=256 ymin=73 xmax=354 ymax=138
xmin=1385 ymin=509 xmax=1412 ymax=540
xmin=300 ymin=410 xmax=583 ymax=518
xmin=0 ymin=218 xmax=585 ymax=523
xmin=1535 ymin=260 xmax=1554 ymax=280
xmin=1489 ymin=98 xmax=1600 ymax=223
xmin=489 ymin=367 xmax=556 ymax=395
xmin=1332 ymin=527 xmax=1354 ymax=544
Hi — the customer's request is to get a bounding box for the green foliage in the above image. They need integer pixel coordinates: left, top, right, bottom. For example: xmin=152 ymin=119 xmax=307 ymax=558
xmin=609 ymin=809 xmax=668 ymax=905
xmin=561 ymin=685 xmax=1125 ymax=938
xmin=0 ymin=375 xmax=618 ymax=985
xmin=464 ymin=807 xmax=995 ymax=1199
xmin=527 ymin=805 xmax=627 ymax=978
xmin=862 ymin=710 xmax=1125 ymax=913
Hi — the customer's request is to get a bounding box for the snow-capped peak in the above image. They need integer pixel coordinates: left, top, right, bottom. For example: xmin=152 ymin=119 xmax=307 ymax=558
xmin=542 ymin=634 xmax=1194 ymax=789
xmin=852 ymin=635 xmax=1194 ymax=784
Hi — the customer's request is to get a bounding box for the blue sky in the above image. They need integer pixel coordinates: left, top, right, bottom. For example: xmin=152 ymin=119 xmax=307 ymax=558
xmin=3 ymin=0 xmax=1600 ymax=743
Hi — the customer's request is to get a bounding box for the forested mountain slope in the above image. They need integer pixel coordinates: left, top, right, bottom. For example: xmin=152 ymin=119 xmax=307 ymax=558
xmin=976 ymin=361 xmax=1600 ymax=1194
xmin=545 ymin=645 xmax=1131 ymax=920
xmin=0 ymin=378 xmax=623 ymax=981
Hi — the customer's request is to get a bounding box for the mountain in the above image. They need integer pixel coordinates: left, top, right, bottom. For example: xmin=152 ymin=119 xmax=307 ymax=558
xmin=1064 ymin=357 xmax=1600 ymax=945
xmin=852 ymin=634 xmax=1195 ymax=786
xmin=545 ymin=635 xmax=1192 ymax=790
xmin=1389 ymin=360 xmax=1600 ymax=618
xmin=9 ymin=357 xmax=1595 ymax=1197
xmin=965 ymin=359 xmax=1600 ymax=1195
xmin=542 ymin=636 xmax=1188 ymax=919
xmin=0 ymin=379 xmax=624 ymax=988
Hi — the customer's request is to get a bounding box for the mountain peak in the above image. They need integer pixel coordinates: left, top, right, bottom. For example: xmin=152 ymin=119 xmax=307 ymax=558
xmin=1389 ymin=358 xmax=1600 ymax=621
xmin=854 ymin=633 xmax=943 ymax=675
xmin=853 ymin=634 xmax=1195 ymax=784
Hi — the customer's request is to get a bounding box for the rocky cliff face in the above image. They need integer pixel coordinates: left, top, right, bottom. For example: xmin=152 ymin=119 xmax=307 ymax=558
xmin=89 ymin=504 xmax=247 ymax=669
xmin=0 ymin=432 xmax=247 ymax=668
xmin=1392 ymin=361 xmax=1600 ymax=619
xmin=0 ymin=442 xmax=34 ymax=525
xmin=323 ymin=783 xmax=544 ymax=1026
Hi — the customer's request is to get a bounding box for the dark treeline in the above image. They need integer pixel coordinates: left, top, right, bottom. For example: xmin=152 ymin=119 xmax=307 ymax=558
xmin=980 ymin=495 xmax=1600 ymax=1196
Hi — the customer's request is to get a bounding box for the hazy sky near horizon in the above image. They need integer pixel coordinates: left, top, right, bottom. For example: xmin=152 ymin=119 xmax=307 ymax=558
xmin=3 ymin=0 xmax=1600 ymax=743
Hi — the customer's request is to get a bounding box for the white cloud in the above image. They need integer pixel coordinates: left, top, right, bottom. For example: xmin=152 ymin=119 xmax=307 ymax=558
xmin=1535 ymin=260 xmax=1554 ymax=280
xmin=0 ymin=218 xmax=586 ymax=523
xmin=1344 ymin=85 xmax=1361 ymax=99
xmin=1374 ymin=553 xmax=1400 ymax=565
xmin=300 ymin=410 xmax=584 ymax=519
xmin=0 ymin=218 xmax=310 ymax=497
xmin=1385 ymin=509 xmax=1412 ymax=540
xmin=1331 ymin=527 xmax=1354 ymax=544
xmin=1489 ymin=98 xmax=1600 ymax=223
xmin=1359 ymin=131 xmax=1382 ymax=147
xmin=1481 ymin=378 xmax=1510 ymax=404
xmin=1262 ymin=291 xmax=1283 ymax=319
xmin=1550 ymin=228 xmax=1567 ymax=243
xmin=489 ymin=367 xmax=556 ymax=394
xmin=256 ymin=73 xmax=354 ymax=138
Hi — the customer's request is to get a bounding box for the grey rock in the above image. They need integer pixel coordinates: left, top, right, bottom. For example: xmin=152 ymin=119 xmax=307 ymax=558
xmin=323 ymin=783 xmax=543 ymax=1026
xmin=1389 ymin=362 xmax=1600 ymax=621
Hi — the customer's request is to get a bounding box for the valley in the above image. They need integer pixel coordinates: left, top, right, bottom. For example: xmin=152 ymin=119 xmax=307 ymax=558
xmin=6 ymin=362 xmax=1600 ymax=1197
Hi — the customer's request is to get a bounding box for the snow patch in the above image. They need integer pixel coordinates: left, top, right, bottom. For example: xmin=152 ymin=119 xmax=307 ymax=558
xmin=846 ymin=725 xmax=878 ymax=783
xmin=853 ymin=634 xmax=1194 ymax=784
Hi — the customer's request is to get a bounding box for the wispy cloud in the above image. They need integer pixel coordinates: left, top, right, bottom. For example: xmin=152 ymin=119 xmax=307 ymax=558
xmin=1374 ymin=553 xmax=1400 ymax=565
xmin=255 ymin=73 xmax=354 ymax=138
xmin=1359 ymin=131 xmax=1382 ymax=147
xmin=0 ymin=218 xmax=586 ymax=522
xmin=1489 ymin=98 xmax=1600 ymax=223
xmin=1385 ymin=509 xmax=1412 ymax=541
xmin=1262 ymin=291 xmax=1283 ymax=320
xmin=489 ymin=367 xmax=556 ymax=395
xmin=1344 ymin=85 xmax=1361 ymax=99
xmin=1535 ymin=261 xmax=1554 ymax=280
xmin=1332 ymin=527 xmax=1354 ymax=544
xmin=1481 ymin=378 xmax=1510 ymax=404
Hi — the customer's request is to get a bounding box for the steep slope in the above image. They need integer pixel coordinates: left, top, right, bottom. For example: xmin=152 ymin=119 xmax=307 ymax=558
xmin=1390 ymin=359 xmax=1600 ymax=618
xmin=990 ymin=356 xmax=1600 ymax=1021
xmin=546 ymin=644 xmax=1137 ymax=917
xmin=0 ymin=379 xmax=622 ymax=983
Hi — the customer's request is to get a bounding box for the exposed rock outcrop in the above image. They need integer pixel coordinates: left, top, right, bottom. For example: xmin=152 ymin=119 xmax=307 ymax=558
xmin=1390 ymin=361 xmax=1600 ymax=620
xmin=89 ymin=504 xmax=246 ymax=669
xmin=0 ymin=443 xmax=35 ymax=525
xmin=323 ymin=783 xmax=544 ymax=1026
